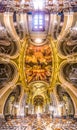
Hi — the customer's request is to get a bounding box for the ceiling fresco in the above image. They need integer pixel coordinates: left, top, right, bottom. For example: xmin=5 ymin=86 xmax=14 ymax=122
xmin=0 ymin=24 xmax=19 ymax=57
xmin=0 ymin=62 xmax=17 ymax=89
xmin=62 ymin=63 xmax=77 ymax=87
xmin=25 ymin=42 xmax=52 ymax=84
xmin=59 ymin=28 xmax=77 ymax=56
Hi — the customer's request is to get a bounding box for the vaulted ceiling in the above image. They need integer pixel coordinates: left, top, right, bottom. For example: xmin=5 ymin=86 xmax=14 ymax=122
xmin=0 ymin=0 xmax=77 ymax=116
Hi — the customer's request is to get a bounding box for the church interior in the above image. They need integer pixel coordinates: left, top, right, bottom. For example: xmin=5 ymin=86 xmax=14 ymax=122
xmin=0 ymin=0 xmax=77 ymax=130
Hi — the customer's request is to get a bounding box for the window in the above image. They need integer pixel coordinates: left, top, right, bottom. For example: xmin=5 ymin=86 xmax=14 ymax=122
xmin=32 ymin=12 xmax=45 ymax=31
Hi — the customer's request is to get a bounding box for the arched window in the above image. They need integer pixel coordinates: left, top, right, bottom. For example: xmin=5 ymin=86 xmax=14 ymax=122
xmin=32 ymin=12 xmax=45 ymax=31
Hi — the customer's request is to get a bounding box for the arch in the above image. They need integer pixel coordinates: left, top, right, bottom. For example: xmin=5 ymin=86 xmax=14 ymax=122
xmin=3 ymin=85 xmax=22 ymax=119
xmin=62 ymin=62 xmax=77 ymax=87
xmin=0 ymin=61 xmax=18 ymax=89
xmin=56 ymin=84 xmax=75 ymax=117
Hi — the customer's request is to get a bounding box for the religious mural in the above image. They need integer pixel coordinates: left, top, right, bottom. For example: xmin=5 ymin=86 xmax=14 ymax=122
xmin=25 ymin=43 xmax=52 ymax=84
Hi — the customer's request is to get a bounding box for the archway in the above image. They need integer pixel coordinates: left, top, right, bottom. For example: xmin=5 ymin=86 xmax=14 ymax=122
xmin=33 ymin=95 xmax=44 ymax=114
xmin=56 ymin=85 xmax=75 ymax=117
xmin=3 ymin=85 xmax=21 ymax=119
